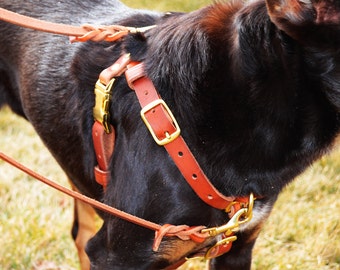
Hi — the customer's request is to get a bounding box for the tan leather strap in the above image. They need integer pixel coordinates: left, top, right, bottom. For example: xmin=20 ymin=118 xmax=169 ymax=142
xmin=0 ymin=151 xmax=160 ymax=230
xmin=92 ymin=121 xmax=115 ymax=189
xmin=0 ymin=151 xmax=209 ymax=249
xmin=0 ymin=150 xmax=252 ymax=266
xmin=0 ymin=7 xmax=155 ymax=42
xmin=0 ymin=7 xmax=88 ymax=36
xmin=125 ymin=63 xmax=238 ymax=210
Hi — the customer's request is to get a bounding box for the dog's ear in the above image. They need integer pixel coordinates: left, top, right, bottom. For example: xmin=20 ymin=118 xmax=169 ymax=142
xmin=266 ymin=0 xmax=340 ymax=47
xmin=314 ymin=0 xmax=340 ymax=24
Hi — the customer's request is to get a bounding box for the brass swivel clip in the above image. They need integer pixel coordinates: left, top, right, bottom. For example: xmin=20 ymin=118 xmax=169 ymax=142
xmin=201 ymin=193 xmax=254 ymax=237
xmin=201 ymin=193 xmax=255 ymax=258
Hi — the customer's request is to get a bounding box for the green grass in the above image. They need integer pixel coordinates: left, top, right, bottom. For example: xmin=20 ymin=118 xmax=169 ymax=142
xmin=0 ymin=106 xmax=77 ymax=270
xmin=1 ymin=0 xmax=340 ymax=269
xmin=252 ymin=155 xmax=340 ymax=270
xmin=121 ymin=0 xmax=211 ymax=12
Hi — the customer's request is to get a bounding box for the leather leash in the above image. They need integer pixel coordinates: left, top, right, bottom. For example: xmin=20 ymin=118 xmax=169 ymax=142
xmin=0 ymin=7 xmax=155 ymax=42
xmin=0 ymin=151 xmax=159 ymax=230
xmin=0 ymin=151 xmax=209 ymax=251
xmin=0 ymin=150 xmax=254 ymax=259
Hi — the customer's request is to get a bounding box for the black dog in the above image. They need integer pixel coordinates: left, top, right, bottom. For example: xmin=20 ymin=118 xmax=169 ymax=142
xmin=1 ymin=0 xmax=340 ymax=269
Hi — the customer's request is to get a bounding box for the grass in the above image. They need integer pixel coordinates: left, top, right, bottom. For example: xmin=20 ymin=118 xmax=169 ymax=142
xmin=0 ymin=0 xmax=340 ymax=269
xmin=121 ymin=0 xmax=210 ymax=12
xmin=0 ymin=106 xmax=77 ymax=270
xmin=252 ymin=157 xmax=340 ymax=270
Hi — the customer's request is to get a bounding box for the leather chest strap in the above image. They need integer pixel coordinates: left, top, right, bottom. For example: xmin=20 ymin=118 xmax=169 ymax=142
xmin=125 ymin=62 xmax=236 ymax=210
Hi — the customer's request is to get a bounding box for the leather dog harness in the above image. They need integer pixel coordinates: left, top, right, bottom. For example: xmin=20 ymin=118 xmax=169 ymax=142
xmin=0 ymin=8 xmax=255 ymax=264
xmin=94 ymin=54 xmax=240 ymax=210
xmin=91 ymin=55 xmax=255 ymax=259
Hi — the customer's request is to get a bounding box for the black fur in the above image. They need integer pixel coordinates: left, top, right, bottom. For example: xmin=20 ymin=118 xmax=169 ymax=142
xmin=1 ymin=0 xmax=339 ymax=269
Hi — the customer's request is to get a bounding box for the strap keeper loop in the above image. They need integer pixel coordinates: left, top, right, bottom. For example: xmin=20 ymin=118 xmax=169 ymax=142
xmin=125 ymin=63 xmax=146 ymax=90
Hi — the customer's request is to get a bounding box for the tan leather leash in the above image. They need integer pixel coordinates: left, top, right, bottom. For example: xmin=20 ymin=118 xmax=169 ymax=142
xmin=0 ymin=149 xmax=254 ymax=260
xmin=0 ymin=7 xmax=155 ymax=42
xmin=0 ymin=150 xmax=210 ymax=251
xmin=0 ymin=149 xmax=254 ymax=259
xmin=0 ymin=151 xmax=160 ymax=230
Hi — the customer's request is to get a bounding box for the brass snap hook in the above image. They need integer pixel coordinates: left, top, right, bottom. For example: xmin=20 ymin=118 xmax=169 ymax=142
xmin=201 ymin=193 xmax=255 ymax=237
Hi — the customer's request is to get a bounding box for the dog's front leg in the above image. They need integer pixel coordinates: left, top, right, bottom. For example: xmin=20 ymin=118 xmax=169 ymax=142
xmin=208 ymin=237 xmax=256 ymax=270
xmin=70 ymin=183 xmax=97 ymax=270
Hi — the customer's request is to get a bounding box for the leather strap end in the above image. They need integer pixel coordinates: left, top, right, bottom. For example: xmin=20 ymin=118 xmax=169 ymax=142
xmin=94 ymin=166 xmax=109 ymax=190
xmin=125 ymin=62 xmax=146 ymax=90
xmin=92 ymin=121 xmax=115 ymax=170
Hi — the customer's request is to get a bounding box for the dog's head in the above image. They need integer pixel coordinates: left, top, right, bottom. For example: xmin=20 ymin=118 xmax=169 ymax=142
xmin=266 ymin=0 xmax=340 ymax=47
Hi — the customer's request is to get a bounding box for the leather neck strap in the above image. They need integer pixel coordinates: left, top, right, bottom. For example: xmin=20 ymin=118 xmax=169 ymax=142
xmin=124 ymin=61 xmax=238 ymax=210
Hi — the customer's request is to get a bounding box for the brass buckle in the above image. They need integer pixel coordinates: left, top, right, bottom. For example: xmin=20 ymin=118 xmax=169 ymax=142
xmin=140 ymin=99 xmax=181 ymax=146
xmin=93 ymin=78 xmax=115 ymax=133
